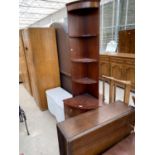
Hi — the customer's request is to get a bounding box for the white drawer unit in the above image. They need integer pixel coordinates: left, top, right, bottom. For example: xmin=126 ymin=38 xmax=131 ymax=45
xmin=46 ymin=87 xmax=72 ymax=122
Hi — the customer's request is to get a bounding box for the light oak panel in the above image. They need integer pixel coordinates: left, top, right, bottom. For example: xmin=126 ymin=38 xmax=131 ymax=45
xmin=19 ymin=30 xmax=32 ymax=95
xmin=99 ymin=53 xmax=135 ymax=90
xmin=22 ymin=28 xmax=60 ymax=110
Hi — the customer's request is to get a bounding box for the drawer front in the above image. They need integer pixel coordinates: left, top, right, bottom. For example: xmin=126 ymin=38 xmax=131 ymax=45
xmin=124 ymin=58 xmax=135 ymax=65
xmin=110 ymin=57 xmax=125 ymax=64
xmin=100 ymin=56 xmax=110 ymax=62
xmin=110 ymin=57 xmax=134 ymax=65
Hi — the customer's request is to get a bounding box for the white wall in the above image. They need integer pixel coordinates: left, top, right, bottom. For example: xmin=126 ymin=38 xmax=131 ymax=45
xmin=30 ymin=7 xmax=67 ymax=27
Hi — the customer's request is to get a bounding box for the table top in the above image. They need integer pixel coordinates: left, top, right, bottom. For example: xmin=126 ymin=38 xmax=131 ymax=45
xmin=57 ymin=101 xmax=134 ymax=139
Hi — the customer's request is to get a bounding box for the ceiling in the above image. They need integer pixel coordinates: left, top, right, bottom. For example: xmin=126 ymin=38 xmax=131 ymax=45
xmin=19 ymin=0 xmax=75 ymax=29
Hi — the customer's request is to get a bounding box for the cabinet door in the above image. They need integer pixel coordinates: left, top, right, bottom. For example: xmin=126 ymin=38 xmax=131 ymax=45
xmin=111 ymin=63 xmax=125 ymax=80
xmin=100 ymin=62 xmax=110 ymax=77
xmin=22 ymin=30 xmax=40 ymax=105
xmin=125 ymin=65 xmax=135 ymax=89
xmin=19 ymin=31 xmax=32 ymax=95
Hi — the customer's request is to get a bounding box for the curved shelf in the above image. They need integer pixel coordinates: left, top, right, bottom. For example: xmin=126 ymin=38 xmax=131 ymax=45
xmin=69 ymin=34 xmax=97 ymax=38
xmin=67 ymin=1 xmax=99 ymax=13
xmin=71 ymin=58 xmax=97 ymax=63
xmin=73 ymin=77 xmax=97 ymax=84
xmin=64 ymin=94 xmax=99 ymax=110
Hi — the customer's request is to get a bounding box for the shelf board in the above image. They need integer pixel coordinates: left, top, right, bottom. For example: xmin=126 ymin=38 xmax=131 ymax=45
xmin=64 ymin=94 xmax=99 ymax=110
xmin=73 ymin=77 xmax=97 ymax=84
xmin=71 ymin=58 xmax=97 ymax=63
xmin=69 ymin=34 xmax=97 ymax=38
xmin=67 ymin=1 xmax=99 ymax=13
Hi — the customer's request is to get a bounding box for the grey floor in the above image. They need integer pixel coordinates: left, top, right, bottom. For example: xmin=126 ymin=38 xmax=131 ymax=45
xmin=19 ymin=82 xmax=134 ymax=155
xmin=19 ymin=84 xmax=59 ymax=155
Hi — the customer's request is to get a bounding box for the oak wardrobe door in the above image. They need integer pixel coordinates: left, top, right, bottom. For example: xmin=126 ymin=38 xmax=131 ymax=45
xmin=22 ymin=28 xmax=60 ymax=110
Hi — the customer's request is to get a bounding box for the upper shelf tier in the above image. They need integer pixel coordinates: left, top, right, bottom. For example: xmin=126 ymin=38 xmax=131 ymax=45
xmin=66 ymin=1 xmax=99 ymax=13
xmin=71 ymin=58 xmax=97 ymax=63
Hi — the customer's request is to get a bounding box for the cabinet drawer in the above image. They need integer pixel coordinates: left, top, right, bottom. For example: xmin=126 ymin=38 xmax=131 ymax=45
xmin=110 ymin=57 xmax=134 ymax=65
xmin=124 ymin=58 xmax=135 ymax=65
xmin=110 ymin=57 xmax=125 ymax=64
xmin=100 ymin=56 xmax=110 ymax=62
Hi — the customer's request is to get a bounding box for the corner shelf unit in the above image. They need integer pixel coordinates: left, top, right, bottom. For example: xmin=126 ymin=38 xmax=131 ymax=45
xmin=66 ymin=0 xmax=100 ymax=100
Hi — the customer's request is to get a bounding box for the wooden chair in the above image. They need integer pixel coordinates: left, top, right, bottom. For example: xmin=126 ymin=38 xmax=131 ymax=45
xmin=101 ymin=75 xmax=131 ymax=105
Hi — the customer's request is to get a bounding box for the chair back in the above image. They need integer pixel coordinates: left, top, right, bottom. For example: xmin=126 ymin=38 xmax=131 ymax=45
xmin=101 ymin=75 xmax=131 ymax=105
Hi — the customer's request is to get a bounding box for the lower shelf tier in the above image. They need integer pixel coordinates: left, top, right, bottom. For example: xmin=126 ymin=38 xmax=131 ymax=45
xmin=64 ymin=94 xmax=99 ymax=110
xmin=73 ymin=77 xmax=97 ymax=84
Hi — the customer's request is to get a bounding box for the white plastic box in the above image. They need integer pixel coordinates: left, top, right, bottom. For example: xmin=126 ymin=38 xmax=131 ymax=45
xmin=46 ymin=87 xmax=72 ymax=122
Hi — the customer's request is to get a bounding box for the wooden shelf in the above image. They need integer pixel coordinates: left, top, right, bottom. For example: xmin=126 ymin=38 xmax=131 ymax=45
xmin=71 ymin=58 xmax=97 ymax=63
xmin=66 ymin=0 xmax=100 ymax=98
xmin=67 ymin=1 xmax=99 ymax=13
xmin=69 ymin=34 xmax=97 ymax=38
xmin=73 ymin=77 xmax=97 ymax=84
xmin=64 ymin=94 xmax=99 ymax=110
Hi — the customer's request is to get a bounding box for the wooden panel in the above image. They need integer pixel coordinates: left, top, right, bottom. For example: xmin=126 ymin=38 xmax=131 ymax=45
xmin=118 ymin=29 xmax=135 ymax=54
xmin=111 ymin=63 xmax=124 ymax=80
xmin=22 ymin=28 xmax=60 ymax=110
xmin=19 ymin=30 xmax=32 ymax=95
xmin=100 ymin=62 xmax=110 ymax=77
xmin=99 ymin=53 xmax=135 ymax=90
xmin=125 ymin=65 xmax=135 ymax=89
xmin=51 ymin=23 xmax=72 ymax=93
xmin=102 ymin=133 xmax=135 ymax=155
xmin=57 ymin=102 xmax=135 ymax=155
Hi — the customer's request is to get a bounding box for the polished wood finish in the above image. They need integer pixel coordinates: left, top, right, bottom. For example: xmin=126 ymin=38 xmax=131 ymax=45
xmin=64 ymin=94 xmax=99 ymax=118
xmin=67 ymin=0 xmax=100 ymax=98
xmin=22 ymin=28 xmax=60 ymax=110
xmin=118 ymin=29 xmax=135 ymax=54
xmin=64 ymin=0 xmax=100 ymax=118
xmin=101 ymin=75 xmax=131 ymax=105
xmin=19 ymin=30 xmax=32 ymax=95
xmin=102 ymin=133 xmax=135 ymax=155
xmin=51 ymin=23 xmax=72 ymax=93
xmin=99 ymin=53 xmax=135 ymax=90
xmin=57 ymin=102 xmax=135 ymax=155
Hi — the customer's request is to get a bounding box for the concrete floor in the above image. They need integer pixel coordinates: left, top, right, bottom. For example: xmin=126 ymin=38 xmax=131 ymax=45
xmin=19 ymin=82 xmax=134 ymax=155
xmin=19 ymin=84 xmax=59 ymax=155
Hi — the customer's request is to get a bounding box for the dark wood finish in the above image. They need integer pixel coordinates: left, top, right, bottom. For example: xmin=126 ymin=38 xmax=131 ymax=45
xmin=99 ymin=53 xmax=135 ymax=90
xmin=19 ymin=30 xmax=32 ymax=95
xmin=22 ymin=28 xmax=60 ymax=110
xmin=102 ymin=133 xmax=135 ymax=155
xmin=57 ymin=102 xmax=135 ymax=155
xmin=118 ymin=29 xmax=135 ymax=54
xmin=64 ymin=0 xmax=100 ymax=118
xmin=51 ymin=23 xmax=72 ymax=93
xmin=67 ymin=0 xmax=100 ymax=98
xmin=64 ymin=94 xmax=99 ymax=118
